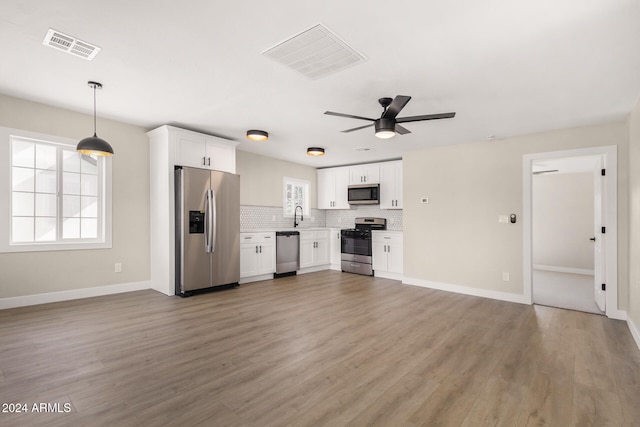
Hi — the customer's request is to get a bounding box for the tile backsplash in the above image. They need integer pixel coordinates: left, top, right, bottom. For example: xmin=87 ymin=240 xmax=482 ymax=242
xmin=240 ymin=205 xmax=326 ymax=230
xmin=241 ymin=205 xmax=402 ymax=231
xmin=325 ymin=205 xmax=403 ymax=231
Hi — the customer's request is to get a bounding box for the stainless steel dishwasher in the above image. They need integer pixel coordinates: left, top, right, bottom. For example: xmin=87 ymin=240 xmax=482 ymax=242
xmin=275 ymin=231 xmax=300 ymax=277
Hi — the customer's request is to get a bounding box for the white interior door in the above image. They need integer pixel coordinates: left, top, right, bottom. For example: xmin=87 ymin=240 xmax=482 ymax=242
xmin=593 ymin=160 xmax=606 ymax=312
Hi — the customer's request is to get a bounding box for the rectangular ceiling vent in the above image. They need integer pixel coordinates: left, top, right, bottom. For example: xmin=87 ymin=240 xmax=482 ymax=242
xmin=261 ymin=24 xmax=366 ymax=80
xmin=42 ymin=29 xmax=101 ymax=60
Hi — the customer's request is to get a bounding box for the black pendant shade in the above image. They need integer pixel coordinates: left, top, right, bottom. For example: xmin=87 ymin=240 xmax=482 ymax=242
xmin=77 ymin=134 xmax=114 ymax=156
xmin=77 ymin=81 xmax=114 ymax=156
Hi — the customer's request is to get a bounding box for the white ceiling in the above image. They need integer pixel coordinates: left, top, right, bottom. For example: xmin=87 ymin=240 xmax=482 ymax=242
xmin=1 ymin=0 xmax=639 ymax=167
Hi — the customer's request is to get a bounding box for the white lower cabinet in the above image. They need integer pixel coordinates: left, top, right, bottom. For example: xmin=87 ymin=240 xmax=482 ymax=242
xmin=240 ymin=232 xmax=275 ymax=282
xmin=372 ymin=231 xmax=403 ymax=280
xmin=329 ymin=228 xmax=342 ymax=270
xmin=300 ymin=230 xmax=329 ymax=269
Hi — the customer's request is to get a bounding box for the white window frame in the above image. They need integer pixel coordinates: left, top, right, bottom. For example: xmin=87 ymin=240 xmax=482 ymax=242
xmin=283 ymin=177 xmax=310 ymax=217
xmin=0 ymin=126 xmax=112 ymax=253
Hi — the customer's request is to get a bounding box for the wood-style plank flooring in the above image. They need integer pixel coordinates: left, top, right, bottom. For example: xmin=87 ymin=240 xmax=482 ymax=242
xmin=1 ymin=270 xmax=639 ymax=426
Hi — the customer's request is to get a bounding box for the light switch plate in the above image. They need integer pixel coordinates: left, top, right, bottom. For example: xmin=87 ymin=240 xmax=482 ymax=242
xmin=498 ymin=215 xmax=509 ymax=223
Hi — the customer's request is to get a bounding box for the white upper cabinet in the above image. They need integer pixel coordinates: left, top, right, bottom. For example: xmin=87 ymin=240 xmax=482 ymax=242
xmin=317 ymin=167 xmax=349 ymax=209
xmin=349 ymin=164 xmax=380 ymax=184
xmin=379 ymin=160 xmax=403 ymax=209
xmin=318 ymin=161 xmax=403 ymax=211
xmin=173 ymin=128 xmax=237 ymax=173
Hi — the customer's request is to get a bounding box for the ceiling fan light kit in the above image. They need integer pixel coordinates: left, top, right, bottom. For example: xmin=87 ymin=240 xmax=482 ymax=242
xmin=307 ymin=147 xmax=325 ymax=156
xmin=374 ymin=118 xmax=396 ymax=139
xmin=325 ymin=95 xmax=455 ymax=139
xmin=77 ymin=81 xmax=114 ymax=156
xmin=246 ymin=129 xmax=269 ymax=141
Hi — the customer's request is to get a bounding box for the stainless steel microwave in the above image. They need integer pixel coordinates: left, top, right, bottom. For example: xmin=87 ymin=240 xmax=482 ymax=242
xmin=348 ymin=184 xmax=380 ymax=205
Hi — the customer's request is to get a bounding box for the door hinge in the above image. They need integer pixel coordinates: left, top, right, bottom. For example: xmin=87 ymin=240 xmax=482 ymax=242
xmin=601 ymin=283 xmax=606 ymax=291
xmin=602 ymin=226 xmax=606 ymax=234
xmin=601 ymin=168 xmax=606 ymax=176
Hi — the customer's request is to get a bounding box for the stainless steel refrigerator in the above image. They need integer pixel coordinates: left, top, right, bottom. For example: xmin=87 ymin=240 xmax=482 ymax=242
xmin=175 ymin=166 xmax=240 ymax=296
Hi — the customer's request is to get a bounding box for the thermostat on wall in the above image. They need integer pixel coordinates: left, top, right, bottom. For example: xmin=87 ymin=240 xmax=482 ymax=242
xmin=420 ymin=197 xmax=429 ymax=204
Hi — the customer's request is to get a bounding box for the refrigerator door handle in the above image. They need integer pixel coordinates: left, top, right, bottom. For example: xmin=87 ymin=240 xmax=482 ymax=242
xmin=204 ymin=188 xmax=210 ymax=252
xmin=205 ymin=188 xmax=215 ymax=253
xmin=209 ymin=188 xmax=217 ymax=253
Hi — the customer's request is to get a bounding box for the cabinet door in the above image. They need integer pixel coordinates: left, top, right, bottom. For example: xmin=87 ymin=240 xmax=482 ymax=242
xmin=240 ymin=244 xmax=258 ymax=278
xmin=175 ymin=133 xmax=207 ymax=168
xmin=317 ymin=169 xmax=335 ymax=209
xmin=333 ymin=167 xmax=350 ymax=209
xmin=393 ymin=162 xmax=403 ymax=209
xmin=315 ymin=237 xmax=330 ymax=266
xmin=257 ymin=242 xmax=276 ymax=274
xmin=386 ymin=239 xmax=403 ymax=274
xmin=379 ymin=161 xmax=402 ymax=209
xmin=372 ymin=239 xmax=388 ymax=272
xmin=379 ymin=163 xmax=396 ymax=209
xmin=349 ymin=166 xmax=366 ymax=184
xmin=299 ymin=239 xmax=315 ymax=268
xmin=205 ymin=137 xmax=236 ymax=173
xmin=329 ymin=228 xmax=342 ymax=266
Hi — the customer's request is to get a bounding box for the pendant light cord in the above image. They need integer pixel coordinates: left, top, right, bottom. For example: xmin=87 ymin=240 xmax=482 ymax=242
xmin=93 ymin=84 xmax=97 ymax=137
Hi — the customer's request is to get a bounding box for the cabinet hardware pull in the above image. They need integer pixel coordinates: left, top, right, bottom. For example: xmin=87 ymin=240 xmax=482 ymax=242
xmin=259 ymin=245 xmax=262 ymax=253
xmin=207 ymin=157 xmax=211 ymax=166
xmin=203 ymin=156 xmax=206 ymax=165
xmin=255 ymin=246 xmax=258 ymax=253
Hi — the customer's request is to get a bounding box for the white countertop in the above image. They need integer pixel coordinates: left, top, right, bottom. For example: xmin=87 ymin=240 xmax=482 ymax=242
xmin=240 ymin=227 xmax=331 ymax=233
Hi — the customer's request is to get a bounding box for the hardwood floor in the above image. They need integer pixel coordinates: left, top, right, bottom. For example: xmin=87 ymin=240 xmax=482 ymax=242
xmin=1 ymin=270 xmax=639 ymax=426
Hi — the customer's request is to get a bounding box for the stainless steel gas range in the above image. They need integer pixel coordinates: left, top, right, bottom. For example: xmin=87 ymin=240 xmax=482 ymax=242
xmin=341 ymin=217 xmax=386 ymax=275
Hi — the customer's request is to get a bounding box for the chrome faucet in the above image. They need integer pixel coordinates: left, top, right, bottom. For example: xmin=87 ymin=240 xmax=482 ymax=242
xmin=294 ymin=205 xmax=303 ymax=228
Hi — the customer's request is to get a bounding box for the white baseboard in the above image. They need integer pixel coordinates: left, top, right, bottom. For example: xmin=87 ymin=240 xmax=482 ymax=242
xmin=0 ymin=280 xmax=152 ymax=310
xmin=297 ymin=265 xmax=330 ymax=275
xmin=374 ymin=271 xmax=403 ymax=281
xmin=533 ymin=264 xmax=594 ymax=276
xmin=628 ymin=315 xmax=640 ymax=351
xmin=240 ymin=273 xmax=273 ymax=284
xmin=403 ymin=277 xmax=529 ymax=305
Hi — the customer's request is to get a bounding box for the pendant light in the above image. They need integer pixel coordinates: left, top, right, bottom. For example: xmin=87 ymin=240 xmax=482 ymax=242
xmin=77 ymin=81 xmax=114 ymax=156
xmin=246 ymin=130 xmax=268 ymax=141
xmin=306 ymin=147 xmax=325 ymax=156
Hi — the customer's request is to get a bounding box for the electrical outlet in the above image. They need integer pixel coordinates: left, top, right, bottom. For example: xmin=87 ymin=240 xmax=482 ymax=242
xmin=502 ymin=272 xmax=509 ymax=281
xmin=115 ymin=263 xmax=122 ymax=273
xmin=499 ymin=215 xmax=509 ymax=223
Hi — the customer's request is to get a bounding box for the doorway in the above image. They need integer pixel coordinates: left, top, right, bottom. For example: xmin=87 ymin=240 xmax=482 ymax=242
xmin=522 ymin=146 xmax=620 ymax=318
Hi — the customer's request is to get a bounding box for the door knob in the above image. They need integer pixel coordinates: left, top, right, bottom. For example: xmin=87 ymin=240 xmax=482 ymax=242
xmin=590 ymin=237 xmax=596 ymax=241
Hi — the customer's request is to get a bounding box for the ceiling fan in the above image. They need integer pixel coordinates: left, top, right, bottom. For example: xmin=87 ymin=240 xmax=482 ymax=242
xmin=324 ymin=95 xmax=455 ymax=139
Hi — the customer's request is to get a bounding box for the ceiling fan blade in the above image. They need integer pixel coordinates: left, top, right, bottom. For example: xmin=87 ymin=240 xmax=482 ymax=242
xmin=382 ymin=95 xmax=411 ymax=119
xmin=342 ymin=123 xmax=375 ymax=133
xmin=324 ymin=111 xmax=375 ymax=122
xmin=396 ymin=112 xmax=456 ymax=123
xmin=395 ymin=124 xmax=411 ymax=135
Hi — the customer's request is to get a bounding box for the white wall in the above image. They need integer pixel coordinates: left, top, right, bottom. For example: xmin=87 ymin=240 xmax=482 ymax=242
xmin=0 ymin=94 xmax=150 ymax=299
xmin=533 ymin=172 xmax=594 ymax=270
xmin=403 ymin=121 xmax=629 ymax=309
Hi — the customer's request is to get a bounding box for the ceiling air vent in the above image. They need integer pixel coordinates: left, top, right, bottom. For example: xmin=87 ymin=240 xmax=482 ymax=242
xmin=261 ymin=24 xmax=366 ymax=80
xmin=42 ymin=29 xmax=101 ymax=60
